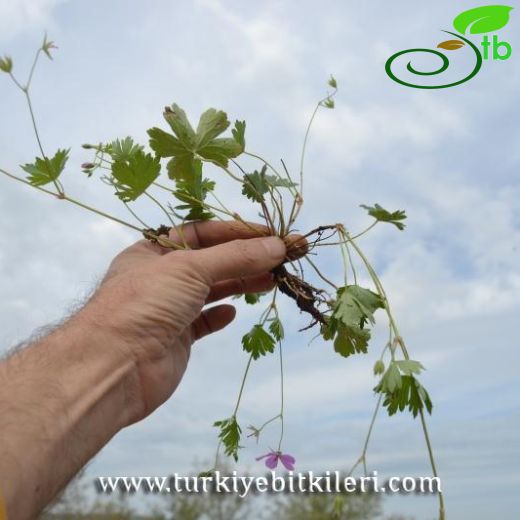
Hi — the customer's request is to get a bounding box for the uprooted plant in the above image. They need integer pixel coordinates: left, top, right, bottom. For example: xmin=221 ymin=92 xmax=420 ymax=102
xmin=0 ymin=37 xmax=445 ymax=519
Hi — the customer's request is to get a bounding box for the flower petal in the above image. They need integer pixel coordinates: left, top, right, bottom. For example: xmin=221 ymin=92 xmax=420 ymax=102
xmin=265 ymin=454 xmax=279 ymax=469
xmin=279 ymin=454 xmax=296 ymax=471
xmin=255 ymin=452 xmax=271 ymax=461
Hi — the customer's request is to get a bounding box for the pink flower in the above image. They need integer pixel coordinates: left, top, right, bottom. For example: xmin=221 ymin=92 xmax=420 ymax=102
xmin=256 ymin=450 xmax=295 ymax=470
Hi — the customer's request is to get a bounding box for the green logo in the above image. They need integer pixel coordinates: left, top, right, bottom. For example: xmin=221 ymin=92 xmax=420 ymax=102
xmin=385 ymin=5 xmax=513 ymax=89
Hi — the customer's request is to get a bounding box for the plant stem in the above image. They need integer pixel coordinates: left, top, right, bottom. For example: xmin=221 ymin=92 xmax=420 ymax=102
xmin=232 ymin=355 xmax=254 ymax=417
xmin=277 ymin=338 xmax=285 ymax=451
xmin=0 ymin=167 xmax=187 ymax=249
xmin=347 ymin=232 xmax=444 ymax=519
xmin=347 ymin=393 xmax=383 ymax=478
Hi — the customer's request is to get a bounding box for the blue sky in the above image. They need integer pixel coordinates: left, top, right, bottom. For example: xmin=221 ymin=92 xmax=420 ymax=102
xmin=1 ymin=1 xmax=519 ymax=518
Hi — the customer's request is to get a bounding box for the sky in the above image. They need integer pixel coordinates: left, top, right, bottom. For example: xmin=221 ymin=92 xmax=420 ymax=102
xmin=0 ymin=1 xmax=519 ymax=518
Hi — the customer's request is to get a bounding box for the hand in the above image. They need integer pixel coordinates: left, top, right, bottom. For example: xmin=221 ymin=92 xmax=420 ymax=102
xmin=79 ymin=221 xmax=300 ymax=425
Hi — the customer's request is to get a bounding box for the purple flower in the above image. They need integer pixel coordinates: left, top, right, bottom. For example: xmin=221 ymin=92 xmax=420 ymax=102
xmin=256 ymin=450 xmax=295 ymax=471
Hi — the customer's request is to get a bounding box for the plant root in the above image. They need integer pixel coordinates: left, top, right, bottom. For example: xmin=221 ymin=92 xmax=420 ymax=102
xmin=271 ymin=264 xmax=327 ymax=325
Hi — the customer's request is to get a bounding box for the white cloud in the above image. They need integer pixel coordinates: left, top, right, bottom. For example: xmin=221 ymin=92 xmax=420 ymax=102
xmin=0 ymin=0 xmax=67 ymax=43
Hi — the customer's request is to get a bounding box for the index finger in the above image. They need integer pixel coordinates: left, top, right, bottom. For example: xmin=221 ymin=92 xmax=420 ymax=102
xmin=169 ymin=220 xmax=269 ymax=249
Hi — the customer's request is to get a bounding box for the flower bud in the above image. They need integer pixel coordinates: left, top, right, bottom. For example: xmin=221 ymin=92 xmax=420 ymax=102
xmin=0 ymin=56 xmax=13 ymax=73
xmin=373 ymin=360 xmax=385 ymax=376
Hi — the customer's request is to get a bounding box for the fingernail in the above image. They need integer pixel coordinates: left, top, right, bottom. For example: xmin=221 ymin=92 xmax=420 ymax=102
xmin=261 ymin=236 xmax=286 ymax=259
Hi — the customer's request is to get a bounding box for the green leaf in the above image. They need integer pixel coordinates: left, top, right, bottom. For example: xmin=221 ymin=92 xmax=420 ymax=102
xmin=326 ymin=286 xmax=383 ymax=358
xmin=0 ymin=55 xmax=13 ymax=73
xmin=242 ymin=166 xmax=270 ymax=202
xmin=167 ymin=154 xmax=196 ymax=181
xmin=149 ymin=104 xmax=244 ymax=183
xmin=334 ymin=285 xmax=384 ymax=328
xmin=322 ymin=98 xmax=335 ymax=109
xmin=360 ymin=203 xmax=407 ymax=230
xmin=196 ymin=108 xmax=230 ymax=148
xmin=111 ymin=151 xmax=160 ymax=202
xmin=375 ymin=362 xmax=402 ymax=393
xmin=147 ymin=127 xmax=186 ymax=157
xmin=173 ymin=159 xmax=214 ymax=221
xmin=109 ymin=137 xmax=144 ymax=162
xmin=453 ymin=5 xmax=513 ymax=35
xmin=22 ymin=148 xmax=69 ymax=186
xmin=241 ymin=324 xmax=276 ymax=360
xmin=232 ymin=120 xmax=246 ymax=152
xmin=333 ymin=321 xmax=370 ymax=357
xmin=376 ymin=375 xmax=433 ymax=417
xmin=241 ymin=166 xmax=296 ymax=203
xmin=244 ymin=293 xmax=261 ymax=305
xmin=163 ymin=104 xmax=196 ymax=148
xmin=198 ymin=137 xmax=242 ymax=167
xmin=269 ymin=317 xmax=285 ymax=341
xmin=213 ymin=416 xmax=242 ymax=461
xmin=394 ymin=359 xmax=425 ymax=376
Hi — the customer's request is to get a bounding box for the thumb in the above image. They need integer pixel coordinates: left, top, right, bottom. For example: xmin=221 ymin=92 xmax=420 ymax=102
xmin=183 ymin=236 xmax=287 ymax=283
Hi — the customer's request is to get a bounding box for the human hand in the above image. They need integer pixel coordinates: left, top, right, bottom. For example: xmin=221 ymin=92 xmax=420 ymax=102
xmin=79 ymin=221 xmax=303 ymax=426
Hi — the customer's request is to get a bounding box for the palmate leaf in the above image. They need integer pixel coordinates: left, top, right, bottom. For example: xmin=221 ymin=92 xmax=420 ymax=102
xmin=242 ymin=165 xmax=297 ymax=203
xmin=334 ymin=285 xmax=384 ymax=327
xmin=241 ymin=324 xmax=276 ymax=360
xmin=213 ymin=416 xmax=242 ymax=462
xmin=22 ymin=148 xmax=69 ymax=186
xmin=195 ymin=108 xmax=230 ymax=148
xmin=269 ymin=317 xmax=284 ymax=341
xmin=333 ymin=321 xmax=370 ymax=357
xmin=232 ymin=120 xmax=246 ymax=152
xmin=361 ymin=203 xmax=407 ymax=230
xmin=147 ymin=104 xmax=245 ymax=181
xmin=324 ymin=285 xmax=384 ymax=358
xmin=109 ymin=137 xmax=144 ymax=162
xmin=376 ymin=375 xmax=433 ymax=418
xmin=173 ymin=159 xmax=214 ymax=221
xmin=111 ymin=150 xmax=160 ymax=202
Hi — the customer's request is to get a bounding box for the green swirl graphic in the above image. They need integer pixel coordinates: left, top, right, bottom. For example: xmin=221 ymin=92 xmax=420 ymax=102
xmin=385 ymin=31 xmax=483 ymax=89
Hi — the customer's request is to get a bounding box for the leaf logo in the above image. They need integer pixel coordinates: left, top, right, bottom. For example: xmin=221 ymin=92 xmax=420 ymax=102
xmin=453 ymin=5 xmax=513 ymax=34
xmin=437 ymin=40 xmax=466 ymax=51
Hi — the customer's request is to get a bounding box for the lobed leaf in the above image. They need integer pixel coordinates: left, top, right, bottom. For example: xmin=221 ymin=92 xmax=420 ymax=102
xmin=241 ymin=324 xmax=276 ymax=360
xmin=361 ymin=203 xmax=407 ymax=230
xmin=22 ymin=148 xmax=69 ymax=187
xmin=111 ymin=150 xmax=160 ymax=202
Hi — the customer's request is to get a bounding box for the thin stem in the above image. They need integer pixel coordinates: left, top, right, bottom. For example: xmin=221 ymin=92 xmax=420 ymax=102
xmin=347 ymin=232 xmax=444 ymax=518
xmin=26 ymin=47 xmax=42 ymax=90
xmin=314 ymin=221 xmax=379 ymax=246
xmin=144 ymin=191 xmax=175 ymax=227
xmin=232 ymin=355 xmax=254 ymax=416
xmin=123 ymin=202 xmax=150 ymax=228
xmin=420 ymin=409 xmax=446 ymax=519
xmin=303 ymin=255 xmax=338 ymax=290
xmin=243 ymin=151 xmax=297 ymax=196
xmin=277 ymin=338 xmax=285 ymax=451
xmin=0 ymin=167 xmax=186 ymax=250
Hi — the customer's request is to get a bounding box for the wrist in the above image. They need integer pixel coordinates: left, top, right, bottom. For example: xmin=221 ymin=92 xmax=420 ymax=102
xmin=0 ymin=312 xmax=137 ymax=519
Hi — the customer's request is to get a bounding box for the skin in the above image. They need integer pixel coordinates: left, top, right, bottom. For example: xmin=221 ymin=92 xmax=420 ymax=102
xmin=0 ymin=220 xmax=305 ymax=520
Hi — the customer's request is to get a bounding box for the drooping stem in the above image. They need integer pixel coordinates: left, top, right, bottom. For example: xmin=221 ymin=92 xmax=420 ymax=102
xmin=346 ymin=230 xmax=444 ymax=519
xmin=232 ymin=355 xmax=254 ymax=417
xmin=347 ymin=393 xmax=383 ymax=478
xmin=277 ymin=338 xmax=285 ymax=451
